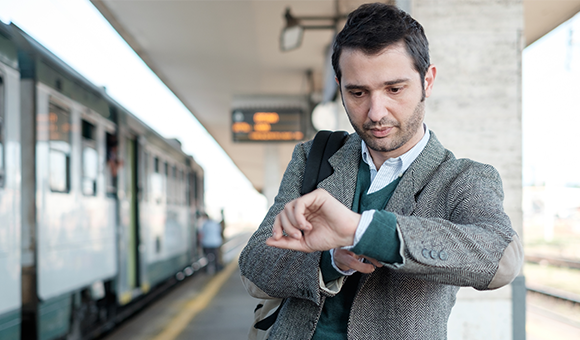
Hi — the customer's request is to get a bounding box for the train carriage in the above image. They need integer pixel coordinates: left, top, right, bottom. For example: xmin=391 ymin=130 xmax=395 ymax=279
xmin=0 ymin=22 xmax=22 ymax=340
xmin=1 ymin=22 xmax=206 ymax=340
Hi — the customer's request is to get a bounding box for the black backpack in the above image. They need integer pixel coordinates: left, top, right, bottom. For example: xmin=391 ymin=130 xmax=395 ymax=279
xmin=253 ymin=130 xmax=349 ymax=333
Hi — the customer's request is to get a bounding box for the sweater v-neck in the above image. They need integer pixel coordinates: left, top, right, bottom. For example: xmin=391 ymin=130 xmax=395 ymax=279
xmin=313 ymin=161 xmax=402 ymax=340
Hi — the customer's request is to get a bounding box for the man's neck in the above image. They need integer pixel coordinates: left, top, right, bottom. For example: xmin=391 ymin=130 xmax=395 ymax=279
xmin=368 ymin=128 xmax=425 ymax=170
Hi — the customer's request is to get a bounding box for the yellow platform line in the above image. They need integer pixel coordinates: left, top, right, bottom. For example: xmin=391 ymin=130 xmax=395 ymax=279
xmin=151 ymin=259 xmax=239 ymax=340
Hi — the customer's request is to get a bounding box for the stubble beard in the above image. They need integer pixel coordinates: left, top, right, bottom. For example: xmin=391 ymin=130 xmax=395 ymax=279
xmin=347 ymin=99 xmax=425 ymax=154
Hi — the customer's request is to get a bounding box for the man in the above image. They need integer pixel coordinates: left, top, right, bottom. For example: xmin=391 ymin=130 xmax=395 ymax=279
xmin=200 ymin=212 xmax=223 ymax=274
xmin=239 ymin=3 xmax=523 ymax=339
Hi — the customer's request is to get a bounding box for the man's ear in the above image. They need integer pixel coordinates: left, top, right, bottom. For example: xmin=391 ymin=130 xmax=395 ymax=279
xmin=335 ymin=76 xmax=340 ymax=85
xmin=424 ymin=65 xmax=436 ymax=98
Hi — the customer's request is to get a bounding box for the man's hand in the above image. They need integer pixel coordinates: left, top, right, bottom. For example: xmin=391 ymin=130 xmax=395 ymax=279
xmin=333 ymin=248 xmax=383 ymax=274
xmin=266 ymin=189 xmax=361 ymax=252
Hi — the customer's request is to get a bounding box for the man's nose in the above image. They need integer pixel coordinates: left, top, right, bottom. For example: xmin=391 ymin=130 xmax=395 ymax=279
xmin=367 ymin=94 xmax=390 ymax=123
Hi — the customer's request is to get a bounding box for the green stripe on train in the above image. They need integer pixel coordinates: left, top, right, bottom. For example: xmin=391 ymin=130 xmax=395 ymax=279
xmin=147 ymin=253 xmax=190 ymax=287
xmin=39 ymin=294 xmax=72 ymax=340
xmin=0 ymin=308 xmax=21 ymax=340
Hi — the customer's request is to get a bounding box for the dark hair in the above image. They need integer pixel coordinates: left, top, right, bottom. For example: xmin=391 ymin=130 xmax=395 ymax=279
xmin=332 ymin=3 xmax=430 ymax=84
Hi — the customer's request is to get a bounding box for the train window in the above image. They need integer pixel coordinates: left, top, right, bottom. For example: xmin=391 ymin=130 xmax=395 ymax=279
xmin=82 ymin=120 xmax=95 ymax=140
xmin=181 ymin=170 xmax=186 ymax=206
xmin=106 ymin=133 xmax=119 ymax=194
xmin=186 ymin=172 xmax=191 ymax=207
xmin=143 ymin=151 xmax=149 ymax=202
xmin=151 ymin=156 xmax=162 ymax=205
xmin=165 ymin=162 xmax=170 ymax=204
xmin=82 ymin=120 xmax=98 ymax=196
xmin=172 ymin=165 xmax=177 ymax=204
xmin=83 ymin=148 xmax=98 ymax=195
xmin=155 ymin=236 xmax=161 ymax=254
xmin=49 ymin=102 xmax=71 ymax=193
xmin=189 ymin=172 xmax=198 ymax=208
xmin=0 ymin=75 xmax=4 ymax=188
xmin=178 ymin=169 xmax=184 ymax=205
xmin=196 ymin=174 xmax=200 ymax=205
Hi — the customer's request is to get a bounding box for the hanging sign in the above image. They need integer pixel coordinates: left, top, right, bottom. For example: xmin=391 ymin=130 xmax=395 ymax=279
xmin=232 ymin=108 xmax=304 ymax=142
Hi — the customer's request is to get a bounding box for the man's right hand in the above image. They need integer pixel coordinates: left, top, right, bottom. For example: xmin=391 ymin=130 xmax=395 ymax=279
xmin=266 ymin=188 xmax=360 ymax=252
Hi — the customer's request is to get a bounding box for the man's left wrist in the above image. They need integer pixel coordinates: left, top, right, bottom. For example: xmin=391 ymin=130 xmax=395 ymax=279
xmin=342 ymin=211 xmax=361 ymax=246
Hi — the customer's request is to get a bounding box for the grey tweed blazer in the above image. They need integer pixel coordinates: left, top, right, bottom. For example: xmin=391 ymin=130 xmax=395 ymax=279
xmin=239 ymin=131 xmax=522 ymax=340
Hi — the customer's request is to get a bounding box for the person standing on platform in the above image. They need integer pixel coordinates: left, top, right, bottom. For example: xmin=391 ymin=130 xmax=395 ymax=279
xmin=200 ymin=212 xmax=223 ymax=274
xmin=239 ymin=3 xmax=523 ymax=339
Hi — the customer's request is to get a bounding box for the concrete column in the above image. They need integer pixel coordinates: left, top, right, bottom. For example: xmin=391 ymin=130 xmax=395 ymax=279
xmin=263 ymin=144 xmax=280 ymax=208
xmin=412 ymin=0 xmax=524 ymax=339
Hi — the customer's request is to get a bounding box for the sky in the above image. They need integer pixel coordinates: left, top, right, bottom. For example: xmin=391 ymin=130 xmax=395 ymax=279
xmin=0 ymin=0 xmax=579 ymax=227
xmin=523 ymin=12 xmax=580 ymax=187
xmin=0 ymin=0 xmax=268 ymax=230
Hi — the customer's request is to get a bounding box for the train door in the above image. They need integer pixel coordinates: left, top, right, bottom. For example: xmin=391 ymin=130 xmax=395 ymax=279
xmin=125 ymin=136 xmax=140 ymax=291
xmin=115 ymin=133 xmax=142 ymax=305
xmin=188 ymin=170 xmax=201 ymax=260
xmin=0 ymin=51 xmax=22 ymax=340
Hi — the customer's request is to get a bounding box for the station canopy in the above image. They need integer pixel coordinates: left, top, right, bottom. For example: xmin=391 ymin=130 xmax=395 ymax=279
xmin=91 ymin=0 xmax=580 ymax=193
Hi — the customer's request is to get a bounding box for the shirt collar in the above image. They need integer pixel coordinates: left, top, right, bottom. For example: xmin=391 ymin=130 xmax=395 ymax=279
xmin=361 ymin=124 xmax=430 ymax=173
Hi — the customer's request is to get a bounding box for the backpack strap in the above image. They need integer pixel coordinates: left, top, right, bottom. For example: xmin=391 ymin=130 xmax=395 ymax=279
xmin=254 ymin=130 xmax=349 ymax=334
xmin=300 ymin=130 xmax=349 ymax=195
xmin=254 ymin=300 xmax=283 ymax=331
xmin=300 ymin=131 xmax=331 ymax=195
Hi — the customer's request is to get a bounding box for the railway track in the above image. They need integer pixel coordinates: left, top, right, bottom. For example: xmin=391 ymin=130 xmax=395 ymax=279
xmin=525 ymin=254 xmax=580 ymax=305
xmin=525 ymin=254 xmax=580 ymax=270
xmin=526 ymin=284 xmax=580 ymax=333
xmin=527 ymin=283 xmax=580 ymax=307
xmin=525 ymin=254 xmax=580 ymax=331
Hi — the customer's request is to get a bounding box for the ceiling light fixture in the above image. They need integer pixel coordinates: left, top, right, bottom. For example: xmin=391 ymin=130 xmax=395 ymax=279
xmin=280 ymin=7 xmax=345 ymax=52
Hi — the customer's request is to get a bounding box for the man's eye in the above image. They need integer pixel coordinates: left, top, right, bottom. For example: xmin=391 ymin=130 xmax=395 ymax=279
xmin=350 ymin=91 xmax=364 ymax=97
xmin=390 ymin=87 xmax=402 ymax=93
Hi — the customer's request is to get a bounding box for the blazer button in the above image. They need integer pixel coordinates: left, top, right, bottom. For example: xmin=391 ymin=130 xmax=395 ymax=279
xmin=430 ymin=250 xmax=438 ymax=259
xmin=439 ymin=250 xmax=449 ymax=261
xmin=422 ymin=248 xmax=430 ymax=259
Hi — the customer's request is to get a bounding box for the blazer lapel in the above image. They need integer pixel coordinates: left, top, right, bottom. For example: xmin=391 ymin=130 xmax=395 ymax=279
xmin=317 ymin=133 xmax=361 ymax=209
xmin=387 ymin=131 xmax=449 ymax=216
xmin=311 ymin=131 xmax=449 ymax=216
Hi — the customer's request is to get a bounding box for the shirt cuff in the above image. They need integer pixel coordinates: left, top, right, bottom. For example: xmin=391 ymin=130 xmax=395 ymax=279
xmin=343 ymin=210 xmax=375 ymax=250
xmin=329 ymin=211 xmax=375 ymax=275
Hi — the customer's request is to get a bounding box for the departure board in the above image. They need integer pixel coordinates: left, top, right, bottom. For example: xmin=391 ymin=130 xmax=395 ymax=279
xmin=231 ymin=108 xmax=304 ymax=142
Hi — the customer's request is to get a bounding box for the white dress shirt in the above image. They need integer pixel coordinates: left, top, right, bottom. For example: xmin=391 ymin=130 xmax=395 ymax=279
xmin=331 ymin=125 xmax=430 ymax=274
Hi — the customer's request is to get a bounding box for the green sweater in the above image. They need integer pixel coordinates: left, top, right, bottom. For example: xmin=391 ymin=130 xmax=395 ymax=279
xmin=313 ymin=161 xmax=402 ymax=340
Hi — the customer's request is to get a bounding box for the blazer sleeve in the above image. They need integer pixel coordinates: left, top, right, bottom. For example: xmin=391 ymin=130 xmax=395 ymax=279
xmin=238 ymin=140 xmax=326 ymax=305
xmin=383 ymin=162 xmax=523 ymax=291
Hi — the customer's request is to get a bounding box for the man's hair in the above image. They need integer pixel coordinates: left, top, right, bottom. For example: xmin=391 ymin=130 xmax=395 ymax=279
xmin=332 ymin=3 xmax=430 ymax=84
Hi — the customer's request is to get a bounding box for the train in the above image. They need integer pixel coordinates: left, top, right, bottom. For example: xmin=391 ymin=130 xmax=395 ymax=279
xmin=0 ymin=22 xmax=206 ymax=340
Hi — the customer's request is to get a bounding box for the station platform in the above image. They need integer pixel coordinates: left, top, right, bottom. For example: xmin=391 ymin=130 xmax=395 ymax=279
xmin=100 ymin=235 xmax=580 ymax=340
xmin=100 ymin=231 xmax=258 ymax=340
xmin=101 ymin=257 xmax=257 ymax=340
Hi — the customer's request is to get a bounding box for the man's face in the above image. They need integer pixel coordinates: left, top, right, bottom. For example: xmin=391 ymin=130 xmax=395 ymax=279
xmin=338 ymin=42 xmax=436 ymax=164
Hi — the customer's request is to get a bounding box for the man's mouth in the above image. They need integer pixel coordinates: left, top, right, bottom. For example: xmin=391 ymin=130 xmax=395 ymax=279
xmin=369 ymin=126 xmax=393 ymax=138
